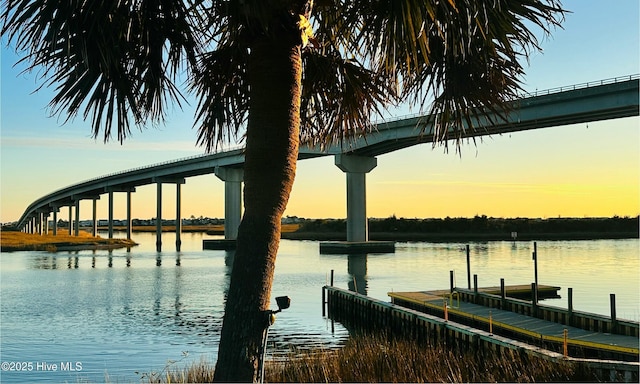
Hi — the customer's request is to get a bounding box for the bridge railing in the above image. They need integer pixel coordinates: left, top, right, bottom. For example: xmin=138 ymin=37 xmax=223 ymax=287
xmin=522 ymin=74 xmax=640 ymax=98
xmin=48 ymin=145 xmax=246 ymax=196
xmin=370 ymin=74 xmax=640 ymax=127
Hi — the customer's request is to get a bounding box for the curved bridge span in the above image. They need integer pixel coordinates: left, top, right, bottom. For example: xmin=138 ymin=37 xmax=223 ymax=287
xmin=17 ymin=75 xmax=639 ymax=250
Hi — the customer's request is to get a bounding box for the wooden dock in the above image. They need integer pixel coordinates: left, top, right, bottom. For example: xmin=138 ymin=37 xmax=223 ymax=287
xmin=324 ymin=286 xmax=640 ymax=382
xmin=396 ymin=284 xmax=561 ymax=302
xmin=389 ymin=286 xmax=639 ymax=361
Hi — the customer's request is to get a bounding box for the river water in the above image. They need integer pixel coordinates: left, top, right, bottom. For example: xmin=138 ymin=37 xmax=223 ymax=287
xmin=1 ymin=232 xmax=638 ymax=383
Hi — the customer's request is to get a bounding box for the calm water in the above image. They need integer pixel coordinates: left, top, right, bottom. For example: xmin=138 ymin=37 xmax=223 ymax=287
xmin=1 ymin=232 xmax=638 ymax=383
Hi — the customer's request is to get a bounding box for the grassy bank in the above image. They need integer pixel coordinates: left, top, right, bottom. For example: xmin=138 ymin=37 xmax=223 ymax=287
xmin=0 ymin=231 xmax=136 ymax=252
xmin=150 ymin=333 xmax=589 ymax=383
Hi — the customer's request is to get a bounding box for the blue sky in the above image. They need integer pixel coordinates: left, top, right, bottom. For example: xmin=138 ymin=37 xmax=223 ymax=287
xmin=1 ymin=0 xmax=639 ymax=224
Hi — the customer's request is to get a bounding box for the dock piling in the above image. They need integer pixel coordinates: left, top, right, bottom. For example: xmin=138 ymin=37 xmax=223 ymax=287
xmin=449 ymin=270 xmax=454 ymax=293
xmin=466 ymin=245 xmax=471 ymax=289
xmin=322 ymin=287 xmax=326 ymax=317
xmin=473 ymin=274 xmax=478 ymax=303
xmin=611 ymin=294 xmax=617 ymax=333
xmin=500 ymin=278 xmax=506 ymax=309
xmin=568 ymin=288 xmax=573 ymax=326
xmin=532 ymin=282 xmax=538 ymax=317
xmin=533 ymin=242 xmax=539 ymax=300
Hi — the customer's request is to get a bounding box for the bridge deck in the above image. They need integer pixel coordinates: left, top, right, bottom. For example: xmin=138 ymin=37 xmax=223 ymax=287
xmin=389 ymin=289 xmax=639 ymax=358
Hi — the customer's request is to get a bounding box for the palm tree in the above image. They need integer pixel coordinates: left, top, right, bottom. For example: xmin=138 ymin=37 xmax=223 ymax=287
xmin=2 ymin=0 xmax=564 ymax=381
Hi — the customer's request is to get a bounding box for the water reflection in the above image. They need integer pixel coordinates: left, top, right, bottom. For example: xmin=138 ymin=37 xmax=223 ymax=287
xmin=30 ymin=256 xmax=58 ymax=269
xmin=224 ymin=250 xmax=235 ymax=269
xmin=347 ymin=254 xmax=368 ymax=295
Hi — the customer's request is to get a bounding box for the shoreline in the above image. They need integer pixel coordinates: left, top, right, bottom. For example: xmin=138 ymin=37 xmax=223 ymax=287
xmin=0 ymin=232 xmax=137 ymax=253
xmin=2 ymin=226 xmax=637 ymax=253
xmin=102 ymin=227 xmax=638 ymax=242
xmin=282 ymin=231 xmax=639 ymax=242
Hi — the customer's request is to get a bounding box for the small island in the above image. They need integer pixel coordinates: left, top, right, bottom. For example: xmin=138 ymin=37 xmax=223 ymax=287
xmin=0 ymin=231 xmax=137 ymax=252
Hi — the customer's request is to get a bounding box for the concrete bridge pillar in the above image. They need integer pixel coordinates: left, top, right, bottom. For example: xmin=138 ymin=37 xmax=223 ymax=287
xmin=68 ymin=206 xmax=73 ymax=236
xmin=43 ymin=212 xmax=49 ymax=234
xmin=126 ymin=191 xmax=133 ymax=241
xmin=108 ymin=191 xmax=114 ymax=239
xmin=153 ymin=178 xmax=185 ymax=252
xmin=74 ymin=199 xmax=81 ymax=236
xmin=335 ymin=154 xmax=377 ymax=242
xmin=50 ymin=205 xmax=60 ymax=235
xmin=175 ymin=183 xmax=183 ymax=251
xmin=36 ymin=212 xmax=42 ymax=235
xmin=215 ymin=167 xmax=244 ymax=240
xmin=36 ymin=209 xmax=50 ymax=235
xmin=92 ymin=198 xmax=98 ymax=237
xmin=156 ymin=182 xmax=162 ymax=252
xmin=103 ymin=185 xmax=136 ymax=239
xmin=104 ymin=188 xmax=134 ymax=240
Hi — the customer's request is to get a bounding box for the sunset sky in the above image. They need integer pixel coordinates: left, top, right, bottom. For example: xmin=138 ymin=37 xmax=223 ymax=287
xmin=1 ymin=0 xmax=639 ymax=224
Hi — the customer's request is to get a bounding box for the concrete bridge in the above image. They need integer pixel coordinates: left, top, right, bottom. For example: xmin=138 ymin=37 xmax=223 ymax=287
xmin=16 ymin=75 xmax=639 ymax=251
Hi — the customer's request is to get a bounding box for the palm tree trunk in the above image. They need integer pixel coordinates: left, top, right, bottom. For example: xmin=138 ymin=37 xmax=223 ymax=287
xmin=213 ymin=32 xmax=301 ymax=382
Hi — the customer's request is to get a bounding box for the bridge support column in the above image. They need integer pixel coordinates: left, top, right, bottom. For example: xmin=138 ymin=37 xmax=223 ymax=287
xmin=68 ymin=206 xmax=73 ymax=235
xmin=51 ymin=206 xmax=60 ymax=236
xmin=103 ymin=187 xmax=134 ymax=240
xmin=35 ymin=212 xmax=41 ymax=235
xmin=126 ymin=191 xmax=133 ymax=241
xmin=156 ymin=182 xmax=162 ymax=252
xmin=215 ymin=167 xmax=244 ymax=240
xmin=175 ymin=183 xmax=182 ymax=251
xmin=153 ymin=178 xmax=185 ymax=252
xmin=36 ymin=209 xmax=50 ymax=235
xmin=335 ymin=154 xmax=377 ymax=242
xmin=108 ymin=191 xmax=114 ymax=239
xmin=92 ymin=198 xmax=98 ymax=237
xmin=74 ymin=199 xmax=81 ymax=236
xmin=320 ymin=155 xmax=394 ymax=254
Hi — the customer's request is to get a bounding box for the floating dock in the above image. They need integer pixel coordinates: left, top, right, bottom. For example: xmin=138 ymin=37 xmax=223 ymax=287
xmin=319 ymin=241 xmax=395 ymax=254
xmin=324 ymin=285 xmax=640 ymax=382
xmin=388 ymin=286 xmax=639 ymax=361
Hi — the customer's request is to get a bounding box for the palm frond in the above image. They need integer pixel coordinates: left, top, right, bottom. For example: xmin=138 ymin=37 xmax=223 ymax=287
xmin=300 ymin=48 xmax=398 ymax=149
xmin=407 ymin=0 xmax=565 ymax=151
xmin=1 ymin=0 xmax=202 ymax=143
xmin=191 ymin=43 xmax=250 ymax=152
xmin=314 ymin=0 xmax=565 ymax=151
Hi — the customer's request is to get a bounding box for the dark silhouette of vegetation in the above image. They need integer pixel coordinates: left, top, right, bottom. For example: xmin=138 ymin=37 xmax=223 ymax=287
xmin=292 ymin=215 xmax=639 ymax=241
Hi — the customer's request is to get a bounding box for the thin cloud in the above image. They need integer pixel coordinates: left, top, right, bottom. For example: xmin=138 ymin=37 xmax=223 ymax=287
xmin=0 ymin=135 xmax=204 ymax=153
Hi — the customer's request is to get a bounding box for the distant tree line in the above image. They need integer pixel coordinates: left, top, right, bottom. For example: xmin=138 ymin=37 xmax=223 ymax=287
xmin=297 ymin=215 xmax=639 ymax=237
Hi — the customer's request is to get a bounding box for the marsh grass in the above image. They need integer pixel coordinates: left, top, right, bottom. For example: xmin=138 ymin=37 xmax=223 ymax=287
xmin=266 ymin=334 xmax=584 ymax=383
xmin=149 ymin=333 xmax=589 ymax=383
xmin=0 ymin=230 xmax=135 ymax=251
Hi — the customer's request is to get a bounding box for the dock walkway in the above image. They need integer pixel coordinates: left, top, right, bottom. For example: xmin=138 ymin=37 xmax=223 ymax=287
xmin=389 ymin=289 xmax=639 ymax=360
